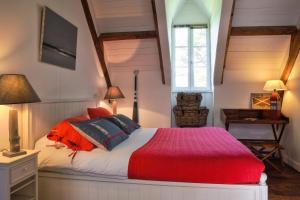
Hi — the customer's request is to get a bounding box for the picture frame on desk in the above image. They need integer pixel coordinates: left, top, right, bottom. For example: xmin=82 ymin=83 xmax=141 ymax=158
xmin=250 ymin=93 xmax=272 ymax=110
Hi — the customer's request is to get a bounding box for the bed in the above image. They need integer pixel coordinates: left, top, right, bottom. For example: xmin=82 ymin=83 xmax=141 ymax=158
xmin=21 ymin=99 xmax=268 ymax=200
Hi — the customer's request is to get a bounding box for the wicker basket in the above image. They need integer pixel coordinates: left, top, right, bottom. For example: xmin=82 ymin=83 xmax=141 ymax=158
xmin=176 ymin=92 xmax=202 ymax=107
xmin=177 ymin=92 xmax=202 ymax=102
xmin=173 ymin=106 xmax=209 ymax=127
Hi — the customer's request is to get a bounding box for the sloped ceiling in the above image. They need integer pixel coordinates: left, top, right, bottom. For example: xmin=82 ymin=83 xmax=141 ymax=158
xmin=193 ymin=0 xmax=219 ymax=17
xmin=233 ymin=0 xmax=300 ymax=27
xmin=90 ymin=0 xmax=171 ymax=79
xmin=223 ymin=0 xmax=300 ymax=83
xmin=91 ymin=0 xmax=155 ymax=33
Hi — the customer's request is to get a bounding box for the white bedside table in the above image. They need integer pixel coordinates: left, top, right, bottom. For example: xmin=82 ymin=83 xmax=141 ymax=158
xmin=0 ymin=150 xmax=39 ymax=200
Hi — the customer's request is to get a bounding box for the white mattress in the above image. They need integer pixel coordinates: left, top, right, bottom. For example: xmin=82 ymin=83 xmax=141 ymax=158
xmin=35 ymin=128 xmax=157 ymax=178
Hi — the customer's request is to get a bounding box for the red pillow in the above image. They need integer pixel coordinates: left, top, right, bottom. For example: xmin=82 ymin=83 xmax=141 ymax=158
xmin=87 ymin=107 xmax=112 ymax=119
xmin=47 ymin=116 xmax=95 ymax=151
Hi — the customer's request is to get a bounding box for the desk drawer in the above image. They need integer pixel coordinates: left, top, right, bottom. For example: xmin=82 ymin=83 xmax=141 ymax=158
xmin=10 ymin=159 xmax=35 ymax=185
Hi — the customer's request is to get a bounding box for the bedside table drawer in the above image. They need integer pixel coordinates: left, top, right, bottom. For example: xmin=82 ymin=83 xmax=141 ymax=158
xmin=10 ymin=159 xmax=35 ymax=185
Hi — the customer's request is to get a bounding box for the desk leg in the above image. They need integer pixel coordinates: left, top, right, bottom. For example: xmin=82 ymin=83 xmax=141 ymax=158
xmin=271 ymin=124 xmax=286 ymax=166
xmin=225 ymin=122 xmax=229 ymax=131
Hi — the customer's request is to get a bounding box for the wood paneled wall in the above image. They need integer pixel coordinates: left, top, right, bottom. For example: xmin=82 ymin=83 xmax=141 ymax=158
xmin=91 ymin=0 xmax=155 ymax=33
xmin=104 ymin=39 xmax=159 ymax=72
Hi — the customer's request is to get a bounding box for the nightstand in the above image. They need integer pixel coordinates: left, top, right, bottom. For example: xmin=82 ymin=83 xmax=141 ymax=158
xmin=0 ymin=150 xmax=39 ymax=200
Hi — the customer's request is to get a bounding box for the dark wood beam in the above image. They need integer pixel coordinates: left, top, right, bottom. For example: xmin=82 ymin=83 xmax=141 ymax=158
xmin=99 ymin=31 xmax=157 ymax=41
xmin=151 ymin=0 xmax=165 ymax=84
xmin=281 ymin=29 xmax=300 ymax=83
xmin=81 ymin=0 xmax=112 ymax=87
xmin=221 ymin=0 xmax=236 ymax=84
xmin=231 ymin=26 xmax=297 ymax=36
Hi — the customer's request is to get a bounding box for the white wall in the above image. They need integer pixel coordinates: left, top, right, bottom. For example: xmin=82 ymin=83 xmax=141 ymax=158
xmin=104 ymin=38 xmax=171 ymax=128
xmin=214 ymin=82 xmax=274 ymax=139
xmin=282 ymin=55 xmax=300 ymax=171
xmin=212 ymin=0 xmax=291 ymax=140
xmin=173 ymin=0 xmax=209 ymax=25
xmin=0 ymin=0 xmax=105 ymax=149
xmin=91 ymin=0 xmax=172 ymax=128
xmin=164 ymin=0 xmax=183 ymax=51
xmin=111 ymin=70 xmax=171 ymax=128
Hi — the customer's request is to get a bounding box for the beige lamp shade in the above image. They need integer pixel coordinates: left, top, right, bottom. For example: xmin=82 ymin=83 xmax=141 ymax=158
xmin=0 ymin=74 xmax=41 ymax=105
xmin=263 ymin=80 xmax=288 ymax=91
xmin=104 ymin=86 xmax=125 ymax=100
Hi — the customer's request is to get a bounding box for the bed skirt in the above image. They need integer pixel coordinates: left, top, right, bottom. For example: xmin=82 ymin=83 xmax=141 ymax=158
xmin=38 ymin=171 xmax=268 ymax=200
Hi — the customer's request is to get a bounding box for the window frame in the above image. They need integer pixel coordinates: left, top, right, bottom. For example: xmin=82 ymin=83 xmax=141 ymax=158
xmin=171 ymin=24 xmax=211 ymax=92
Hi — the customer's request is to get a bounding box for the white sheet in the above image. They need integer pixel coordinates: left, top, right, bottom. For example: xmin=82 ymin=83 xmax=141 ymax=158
xmin=35 ymin=128 xmax=157 ymax=178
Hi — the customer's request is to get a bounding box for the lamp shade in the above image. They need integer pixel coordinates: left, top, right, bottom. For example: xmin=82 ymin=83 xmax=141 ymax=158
xmin=0 ymin=74 xmax=41 ymax=105
xmin=104 ymin=86 xmax=125 ymax=100
xmin=263 ymin=80 xmax=288 ymax=91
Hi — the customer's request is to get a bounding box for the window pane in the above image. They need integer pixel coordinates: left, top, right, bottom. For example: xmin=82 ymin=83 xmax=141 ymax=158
xmin=175 ymin=67 xmax=189 ymax=88
xmin=175 ymin=28 xmax=188 ymax=46
xmin=175 ymin=47 xmax=188 ymax=67
xmin=193 ymin=45 xmax=208 ymax=88
xmin=194 ymin=67 xmax=207 ymax=88
xmin=193 ymin=28 xmax=207 ymax=46
xmin=174 ymin=46 xmax=189 ymax=88
xmin=193 ymin=47 xmax=207 ymax=67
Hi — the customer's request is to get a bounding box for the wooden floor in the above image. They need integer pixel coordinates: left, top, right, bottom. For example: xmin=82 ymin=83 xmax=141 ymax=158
xmin=267 ymin=161 xmax=300 ymax=200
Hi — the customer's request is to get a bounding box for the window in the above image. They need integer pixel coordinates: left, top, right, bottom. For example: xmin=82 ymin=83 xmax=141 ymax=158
xmin=172 ymin=25 xmax=211 ymax=92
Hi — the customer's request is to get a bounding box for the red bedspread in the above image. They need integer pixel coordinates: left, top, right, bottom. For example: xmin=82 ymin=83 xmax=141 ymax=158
xmin=128 ymin=128 xmax=265 ymax=184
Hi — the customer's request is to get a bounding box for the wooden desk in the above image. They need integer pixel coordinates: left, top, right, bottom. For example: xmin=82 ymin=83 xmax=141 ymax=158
xmin=221 ymin=109 xmax=289 ymax=171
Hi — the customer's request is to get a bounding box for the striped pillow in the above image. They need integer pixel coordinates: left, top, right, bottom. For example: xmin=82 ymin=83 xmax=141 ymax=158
xmin=106 ymin=114 xmax=140 ymax=135
xmin=71 ymin=118 xmax=128 ymax=151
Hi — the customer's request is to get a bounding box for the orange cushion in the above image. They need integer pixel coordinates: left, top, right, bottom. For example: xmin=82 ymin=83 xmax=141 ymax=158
xmin=47 ymin=116 xmax=95 ymax=151
xmin=87 ymin=107 xmax=112 ymax=119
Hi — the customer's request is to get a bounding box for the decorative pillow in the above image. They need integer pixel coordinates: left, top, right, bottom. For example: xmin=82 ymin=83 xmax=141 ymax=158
xmin=88 ymin=107 xmax=112 ymax=119
xmin=47 ymin=116 xmax=95 ymax=151
xmin=105 ymin=114 xmax=140 ymax=135
xmin=71 ymin=118 xmax=128 ymax=151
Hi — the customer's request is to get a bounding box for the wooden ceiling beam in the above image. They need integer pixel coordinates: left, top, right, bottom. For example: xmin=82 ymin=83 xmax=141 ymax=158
xmin=221 ymin=0 xmax=236 ymax=84
xmin=281 ymin=29 xmax=300 ymax=83
xmin=151 ymin=0 xmax=165 ymax=85
xmin=81 ymin=0 xmax=112 ymax=87
xmin=98 ymin=31 xmax=157 ymax=41
xmin=231 ymin=26 xmax=297 ymax=36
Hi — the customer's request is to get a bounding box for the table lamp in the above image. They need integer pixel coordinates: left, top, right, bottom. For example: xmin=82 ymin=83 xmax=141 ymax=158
xmin=104 ymin=86 xmax=125 ymax=115
xmin=0 ymin=74 xmax=41 ymax=157
xmin=263 ymin=80 xmax=287 ymax=110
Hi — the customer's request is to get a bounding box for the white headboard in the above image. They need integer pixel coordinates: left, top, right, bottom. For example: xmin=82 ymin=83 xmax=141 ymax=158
xmin=21 ymin=99 xmax=97 ymax=149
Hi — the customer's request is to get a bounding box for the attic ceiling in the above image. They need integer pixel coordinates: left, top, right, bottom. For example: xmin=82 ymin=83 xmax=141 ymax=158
xmin=88 ymin=0 xmax=300 ymax=84
xmin=224 ymin=0 xmax=300 ymax=83
xmin=89 ymin=0 xmax=166 ymax=78
xmin=232 ymin=0 xmax=300 ymax=27
xmin=91 ymin=0 xmax=155 ymax=33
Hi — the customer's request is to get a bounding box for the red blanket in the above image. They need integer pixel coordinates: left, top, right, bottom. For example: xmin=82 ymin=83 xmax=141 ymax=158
xmin=128 ymin=128 xmax=265 ymax=184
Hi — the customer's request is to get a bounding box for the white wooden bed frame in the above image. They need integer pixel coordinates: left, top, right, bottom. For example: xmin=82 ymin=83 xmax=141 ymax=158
xmin=22 ymin=99 xmax=268 ymax=200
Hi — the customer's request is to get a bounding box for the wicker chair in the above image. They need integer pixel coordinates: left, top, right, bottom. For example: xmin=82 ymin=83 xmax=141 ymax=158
xmin=173 ymin=92 xmax=209 ymax=127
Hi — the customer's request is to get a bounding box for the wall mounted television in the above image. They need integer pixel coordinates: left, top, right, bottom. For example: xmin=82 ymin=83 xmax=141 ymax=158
xmin=40 ymin=7 xmax=78 ymax=70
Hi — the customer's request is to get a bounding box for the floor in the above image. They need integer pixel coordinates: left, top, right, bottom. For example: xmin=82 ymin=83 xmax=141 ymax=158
xmin=267 ymin=161 xmax=300 ymax=200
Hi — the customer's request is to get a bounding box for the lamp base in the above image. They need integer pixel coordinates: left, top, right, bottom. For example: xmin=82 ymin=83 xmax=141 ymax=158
xmin=2 ymin=150 xmax=27 ymax=158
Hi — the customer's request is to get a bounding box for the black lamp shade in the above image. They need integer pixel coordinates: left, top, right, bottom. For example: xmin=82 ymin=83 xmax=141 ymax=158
xmin=0 ymin=74 xmax=41 ymax=105
xmin=104 ymin=86 xmax=125 ymax=100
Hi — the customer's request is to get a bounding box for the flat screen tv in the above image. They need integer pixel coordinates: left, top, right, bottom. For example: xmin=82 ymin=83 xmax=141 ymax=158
xmin=40 ymin=7 xmax=78 ymax=70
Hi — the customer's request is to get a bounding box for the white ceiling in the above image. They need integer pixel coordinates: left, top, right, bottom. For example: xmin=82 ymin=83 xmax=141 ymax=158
xmin=232 ymin=0 xmax=300 ymax=27
xmin=225 ymin=0 xmax=300 ymax=82
xmin=227 ymin=35 xmax=290 ymax=71
xmin=91 ymin=0 xmax=155 ymax=33
xmin=90 ymin=0 xmax=300 ymax=82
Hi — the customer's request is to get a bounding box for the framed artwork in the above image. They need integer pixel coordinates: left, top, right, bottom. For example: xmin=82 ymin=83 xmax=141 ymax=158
xmin=250 ymin=93 xmax=272 ymax=109
xmin=40 ymin=7 xmax=78 ymax=70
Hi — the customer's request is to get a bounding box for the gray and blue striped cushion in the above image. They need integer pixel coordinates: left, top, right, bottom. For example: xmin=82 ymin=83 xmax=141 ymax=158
xmin=105 ymin=114 xmax=140 ymax=135
xmin=71 ymin=118 xmax=128 ymax=151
